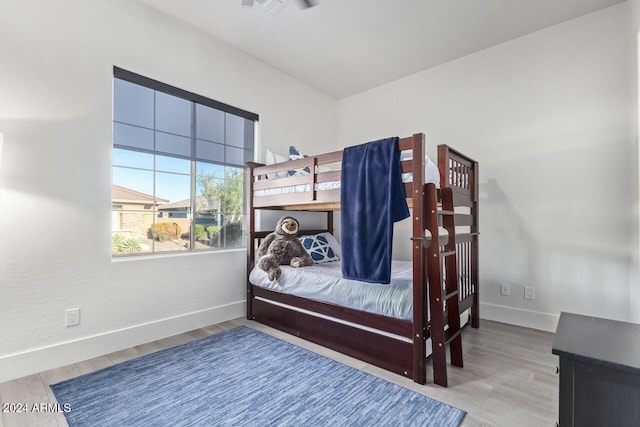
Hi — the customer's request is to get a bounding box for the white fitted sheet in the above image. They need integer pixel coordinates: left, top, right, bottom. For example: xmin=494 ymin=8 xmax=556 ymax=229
xmin=249 ymin=260 xmax=414 ymax=321
xmin=254 ymin=180 xmax=341 ymax=197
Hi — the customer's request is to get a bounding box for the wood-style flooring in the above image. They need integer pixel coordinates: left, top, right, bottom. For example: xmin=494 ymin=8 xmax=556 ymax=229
xmin=0 ymin=318 xmax=559 ymax=426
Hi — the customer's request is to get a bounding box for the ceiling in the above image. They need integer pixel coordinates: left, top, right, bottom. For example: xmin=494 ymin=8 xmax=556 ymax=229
xmin=137 ymin=0 xmax=626 ymax=99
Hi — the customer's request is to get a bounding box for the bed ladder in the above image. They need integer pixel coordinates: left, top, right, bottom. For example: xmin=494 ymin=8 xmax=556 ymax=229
xmin=425 ymin=183 xmax=464 ymax=387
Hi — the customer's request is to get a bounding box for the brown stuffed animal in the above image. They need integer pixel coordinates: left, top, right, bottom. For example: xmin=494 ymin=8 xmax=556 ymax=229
xmin=257 ymin=216 xmax=313 ymax=283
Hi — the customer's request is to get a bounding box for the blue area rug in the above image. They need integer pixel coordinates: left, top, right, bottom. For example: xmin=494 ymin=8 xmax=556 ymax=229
xmin=51 ymin=326 xmax=465 ymax=426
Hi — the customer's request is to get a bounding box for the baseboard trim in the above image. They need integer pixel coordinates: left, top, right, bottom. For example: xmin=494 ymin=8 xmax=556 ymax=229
xmin=0 ymin=301 xmax=245 ymax=384
xmin=479 ymin=302 xmax=559 ymax=333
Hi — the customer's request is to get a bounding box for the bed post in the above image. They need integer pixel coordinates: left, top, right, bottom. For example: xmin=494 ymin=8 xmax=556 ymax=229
xmin=471 ymin=160 xmax=480 ymax=328
xmin=246 ymin=161 xmax=259 ymax=321
xmin=327 ymin=211 xmax=334 ymax=234
xmin=410 ymin=133 xmax=427 ymax=384
xmin=438 ymin=145 xmax=480 ymax=329
xmin=437 ymin=145 xmax=449 ymax=187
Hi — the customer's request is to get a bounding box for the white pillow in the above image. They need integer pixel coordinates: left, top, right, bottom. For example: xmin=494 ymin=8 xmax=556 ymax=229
xmin=317 ymin=161 xmax=342 ymax=173
xmin=399 ymin=151 xmax=440 ymax=187
xmin=265 ymin=149 xmax=288 ymax=179
xmin=425 ymin=157 xmax=440 ymax=187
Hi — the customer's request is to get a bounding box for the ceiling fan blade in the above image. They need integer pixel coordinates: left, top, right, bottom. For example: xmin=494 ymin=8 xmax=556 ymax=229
xmin=299 ymin=0 xmax=316 ymax=9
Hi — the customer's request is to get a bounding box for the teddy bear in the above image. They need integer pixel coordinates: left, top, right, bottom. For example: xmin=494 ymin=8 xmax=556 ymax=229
xmin=257 ymin=216 xmax=313 ymax=283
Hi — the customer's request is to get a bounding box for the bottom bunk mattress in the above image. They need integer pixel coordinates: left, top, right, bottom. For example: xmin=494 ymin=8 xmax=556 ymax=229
xmin=249 ymin=260 xmax=414 ymax=321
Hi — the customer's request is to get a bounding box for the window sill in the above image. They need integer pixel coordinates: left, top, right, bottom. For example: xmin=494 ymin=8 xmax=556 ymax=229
xmin=111 ymin=247 xmax=245 ymax=263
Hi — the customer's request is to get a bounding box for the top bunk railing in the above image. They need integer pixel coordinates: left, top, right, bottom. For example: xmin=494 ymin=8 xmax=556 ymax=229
xmin=437 ymin=145 xmax=479 ymax=206
xmin=247 ymin=133 xmax=426 ymax=211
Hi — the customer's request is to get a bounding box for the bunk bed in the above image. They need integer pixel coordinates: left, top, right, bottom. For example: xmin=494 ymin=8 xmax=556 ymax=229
xmin=245 ymin=133 xmax=479 ymax=387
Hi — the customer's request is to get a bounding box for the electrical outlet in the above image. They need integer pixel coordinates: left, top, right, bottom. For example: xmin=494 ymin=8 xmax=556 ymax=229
xmin=500 ymin=283 xmax=510 ymax=296
xmin=524 ymin=286 xmax=535 ymax=300
xmin=65 ymin=308 xmax=80 ymax=327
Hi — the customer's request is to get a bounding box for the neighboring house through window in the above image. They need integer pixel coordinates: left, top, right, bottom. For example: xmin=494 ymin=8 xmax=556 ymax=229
xmin=112 ymin=67 xmax=257 ymax=256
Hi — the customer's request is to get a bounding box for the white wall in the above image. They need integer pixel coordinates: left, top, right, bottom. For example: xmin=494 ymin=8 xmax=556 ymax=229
xmin=0 ymin=0 xmax=336 ymax=383
xmin=338 ymin=3 xmax=636 ymax=331
xmin=631 ymin=0 xmax=640 ymax=324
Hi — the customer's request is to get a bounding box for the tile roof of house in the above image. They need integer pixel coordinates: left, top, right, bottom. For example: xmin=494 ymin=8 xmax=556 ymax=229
xmin=159 ymin=195 xmax=210 ymax=211
xmin=112 ymin=185 xmax=169 ymax=205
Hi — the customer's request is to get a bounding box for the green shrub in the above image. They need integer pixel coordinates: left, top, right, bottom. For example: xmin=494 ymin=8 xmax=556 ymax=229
xmin=207 ymin=225 xmax=219 ymax=240
xmin=112 ymin=234 xmax=125 ymax=253
xmin=156 ymin=231 xmax=170 ymax=242
xmin=120 ymin=237 xmax=141 ymax=253
xmin=148 ymin=222 xmax=182 ymax=241
xmin=195 ymin=224 xmax=207 ymax=241
xmin=112 ymin=234 xmax=141 ymax=254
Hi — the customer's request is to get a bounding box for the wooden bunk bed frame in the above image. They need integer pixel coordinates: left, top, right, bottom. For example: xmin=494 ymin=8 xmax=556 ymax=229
xmin=245 ymin=133 xmax=479 ymax=386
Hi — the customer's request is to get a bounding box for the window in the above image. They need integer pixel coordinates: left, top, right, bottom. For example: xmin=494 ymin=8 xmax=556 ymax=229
xmin=111 ymin=67 xmax=257 ymax=256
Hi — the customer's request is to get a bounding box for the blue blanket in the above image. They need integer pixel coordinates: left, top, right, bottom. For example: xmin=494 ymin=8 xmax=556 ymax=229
xmin=340 ymin=137 xmax=410 ymax=284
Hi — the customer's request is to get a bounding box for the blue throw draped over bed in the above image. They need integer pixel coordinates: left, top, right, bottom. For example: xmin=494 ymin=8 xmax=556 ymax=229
xmin=340 ymin=137 xmax=410 ymax=284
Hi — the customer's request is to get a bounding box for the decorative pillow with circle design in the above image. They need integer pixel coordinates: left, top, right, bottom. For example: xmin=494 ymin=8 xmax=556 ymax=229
xmin=288 ymin=145 xmax=311 ymax=176
xmin=299 ymin=232 xmax=341 ymax=263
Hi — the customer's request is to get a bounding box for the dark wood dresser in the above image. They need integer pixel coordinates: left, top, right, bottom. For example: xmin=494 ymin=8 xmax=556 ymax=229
xmin=552 ymin=312 xmax=640 ymax=426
